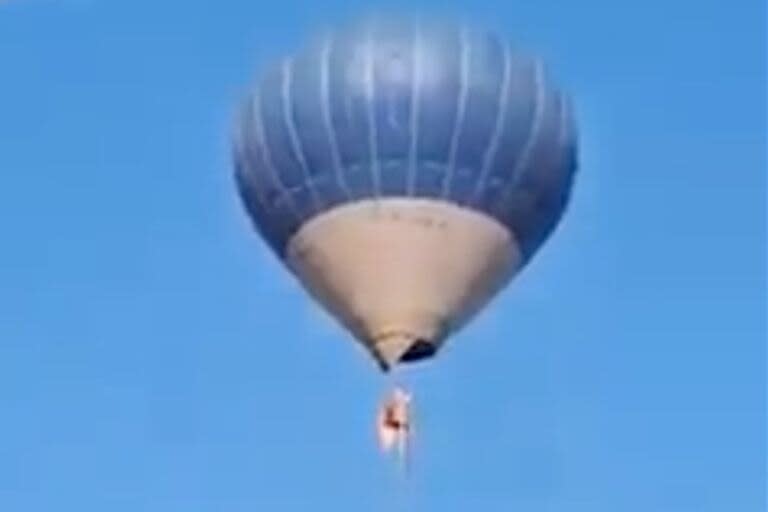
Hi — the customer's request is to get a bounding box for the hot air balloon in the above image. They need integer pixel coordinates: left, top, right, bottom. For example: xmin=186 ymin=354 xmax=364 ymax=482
xmin=233 ymin=18 xmax=577 ymax=372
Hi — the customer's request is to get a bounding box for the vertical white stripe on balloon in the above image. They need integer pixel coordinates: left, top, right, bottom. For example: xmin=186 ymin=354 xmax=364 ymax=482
xmin=253 ymin=88 xmax=302 ymax=221
xmin=282 ymin=58 xmax=322 ymax=212
xmin=407 ymin=19 xmax=422 ymax=196
xmin=320 ymin=32 xmax=352 ymax=200
xmin=505 ymin=58 xmax=546 ymax=190
xmin=470 ymin=39 xmax=512 ymax=204
xmin=441 ymin=26 xmax=471 ymax=199
xmin=364 ymin=22 xmax=380 ymax=197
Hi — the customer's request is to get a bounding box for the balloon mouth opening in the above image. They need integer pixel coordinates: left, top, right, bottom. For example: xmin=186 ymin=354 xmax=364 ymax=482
xmin=399 ymin=339 xmax=437 ymax=363
xmin=374 ymin=336 xmax=437 ymax=372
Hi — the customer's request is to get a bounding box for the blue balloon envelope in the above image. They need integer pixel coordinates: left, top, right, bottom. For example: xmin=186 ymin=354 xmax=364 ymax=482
xmin=234 ymin=18 xmax=578 ymax=370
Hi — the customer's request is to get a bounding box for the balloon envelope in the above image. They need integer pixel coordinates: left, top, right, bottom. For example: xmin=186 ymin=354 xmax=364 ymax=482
xmin=234 ymin=18 xmax=578 ymax=369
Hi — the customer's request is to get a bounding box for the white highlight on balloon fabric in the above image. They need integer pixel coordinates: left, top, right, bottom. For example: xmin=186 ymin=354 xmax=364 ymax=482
xmin=320 ymin=33 xmax=353 ymax=201
xmin=233 ymin=119 xmax=272 ymax=214
xmin=251 ymin=89 xmax=302 ymax=221
xmin=505 ymin=58 xmax=546 ymax=190
xmin=282 ymin=58 xmax=321 ymax=212
xmin=470 ymin=40 xmax=513 ymax=204
xmin=364 ymin=22 xmax=381 ymax=198
xmin=442 ymin=26 xmax=471 ymax=199
xmin=407 ymin=20 xmax=423 ymax=196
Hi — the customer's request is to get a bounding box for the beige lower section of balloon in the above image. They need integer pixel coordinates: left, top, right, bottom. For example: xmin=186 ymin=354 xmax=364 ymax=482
xmin=286 ymin=198 xmax=522 ymax=370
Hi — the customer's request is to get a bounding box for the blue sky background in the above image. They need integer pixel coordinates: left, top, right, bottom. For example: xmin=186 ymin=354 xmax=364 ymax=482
xmin=0 ymin=1 xmax=764 ymax=510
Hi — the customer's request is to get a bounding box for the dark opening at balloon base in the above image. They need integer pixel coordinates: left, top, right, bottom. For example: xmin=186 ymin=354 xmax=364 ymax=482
xmin=373 ymin=335 xmax=438 ymax=372
xmin=399 ymin=339 xmax=437 ymax=363
xmin=379 ymin=342 xmax=435 ymax=372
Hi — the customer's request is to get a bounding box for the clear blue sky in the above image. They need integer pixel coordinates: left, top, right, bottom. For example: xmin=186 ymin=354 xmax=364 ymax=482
xmin=0 ymin=1 xmax=764 ymax=510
